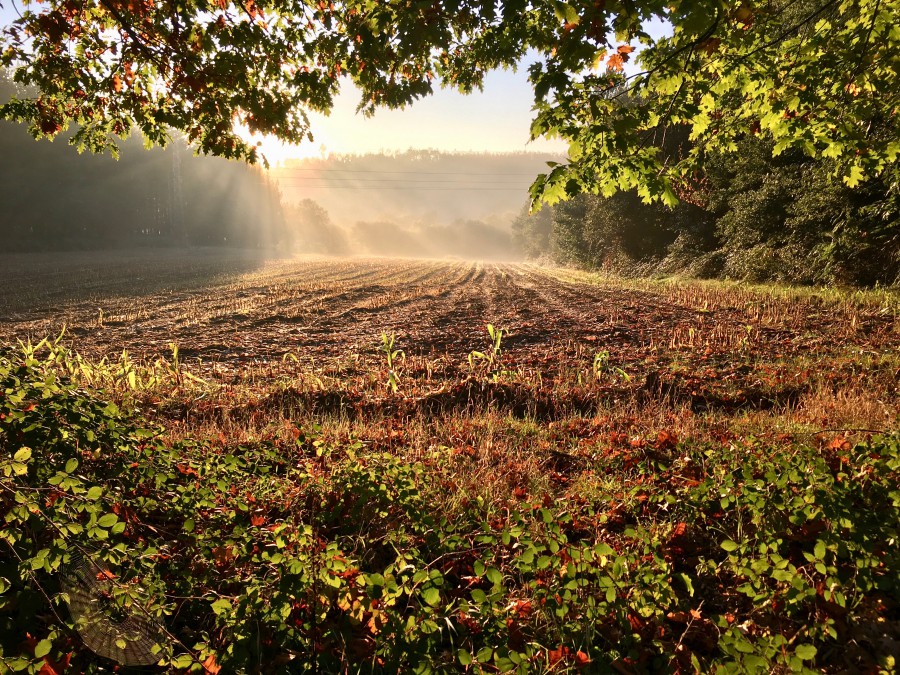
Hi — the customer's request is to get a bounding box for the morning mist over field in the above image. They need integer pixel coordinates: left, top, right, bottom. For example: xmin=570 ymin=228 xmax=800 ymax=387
xmin=1 ymin=74 xmax=555 ymax=261
xmin=272 ymin=151 xmax=562 ymax=260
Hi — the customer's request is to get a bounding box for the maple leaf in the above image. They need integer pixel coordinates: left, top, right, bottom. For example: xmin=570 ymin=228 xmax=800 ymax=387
xmin=607 ymin=53 xmax=625 ymax=72
xmin=700 ymin=37 xmax=722 ymax=54
xmin=734 ymin=6 xmax=754 ymax=25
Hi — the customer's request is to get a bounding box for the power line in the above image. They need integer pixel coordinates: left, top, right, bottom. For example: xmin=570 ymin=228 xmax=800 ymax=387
xmin=277 ymin=179 xmax=530 ymax=184
xmin=275 ymin=185 xmax=529 ymax=191
xmin=274 ymin=167 xmax=543 ymax=176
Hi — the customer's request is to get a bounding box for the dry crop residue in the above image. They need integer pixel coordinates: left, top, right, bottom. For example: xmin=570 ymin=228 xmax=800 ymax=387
xmin=1 ymin=251 xmax=897 ymax=433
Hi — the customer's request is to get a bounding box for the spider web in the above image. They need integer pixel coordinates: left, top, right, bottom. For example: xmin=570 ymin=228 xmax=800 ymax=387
xmin=60 ymin=552 xmax=164 ymax=666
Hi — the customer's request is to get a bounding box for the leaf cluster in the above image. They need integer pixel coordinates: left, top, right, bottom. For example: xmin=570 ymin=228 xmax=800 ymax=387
xmin=3 ymin=0 xmax=899 ymax=202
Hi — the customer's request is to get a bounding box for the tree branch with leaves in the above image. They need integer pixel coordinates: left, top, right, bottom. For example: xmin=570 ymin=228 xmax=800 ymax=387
xmin=1 ymin=0 xmax=898 ymax=204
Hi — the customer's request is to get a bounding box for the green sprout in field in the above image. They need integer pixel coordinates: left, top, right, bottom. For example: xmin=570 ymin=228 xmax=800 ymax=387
xmin=592 ymin=350 xmax=630 ymax=382
xmin=468 ymin=324 xmax=518 ymax=382
xmin=379 ymin=331 xmax=405 ymax=393
xmin=468 ymin=323 xmax=503 ymax=370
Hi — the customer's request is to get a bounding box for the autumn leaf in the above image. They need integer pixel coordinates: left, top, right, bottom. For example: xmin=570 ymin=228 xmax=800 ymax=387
xmin=176 ymin=463 xmax=199 ymax=477
xmin=202 ymin=653 xmax=222 ymax=674
xmin=606 ymin=53 xmax=625 ymax=71
xmin=700 ymin=37 xmax=722 ymax=54
xmin=548 ymin=645 xmax=569 ymax=666
xmin=828 ymin=437 xmax=851 ymax=451
xmin=574 ymin=650 xmax=591 ymax=668
xmin=734 ymin=6 xmax=754 ymax=25
xmin=656 ymin=429 xmax=678 ymax=449
xmin=39 ymin=655 xmax=71 ymax=675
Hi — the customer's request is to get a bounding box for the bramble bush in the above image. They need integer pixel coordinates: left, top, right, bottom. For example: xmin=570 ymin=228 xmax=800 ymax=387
xmin=1 ymin=342 xmax=898 ymax=673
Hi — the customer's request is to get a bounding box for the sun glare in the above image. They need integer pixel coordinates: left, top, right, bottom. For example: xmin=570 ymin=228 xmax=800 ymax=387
xmin=234 ymin=124 xmax=326 ymax=167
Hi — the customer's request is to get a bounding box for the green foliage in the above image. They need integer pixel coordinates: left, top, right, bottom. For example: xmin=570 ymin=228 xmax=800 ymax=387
xmin=378 ymin=332 xmax=404 ymax=393
xmin=706 ymin=137 xmax=900 ymax=285
xmin=2 ymin=342 xmax=899 ymax=672
xmin=468 ymin=324 xmax=514 ymax=383
xmin=592 ymin=351 xmax=630 ymax=383
xmin=2 ymin=1 xmax=899 ymax=203
xmin=518 ymin=133 xmax=900 ymax=286
xmin=511 ymin=204 xmax=553 ymax=260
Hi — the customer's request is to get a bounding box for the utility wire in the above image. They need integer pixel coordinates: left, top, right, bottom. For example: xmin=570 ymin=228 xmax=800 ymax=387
xmin=275 ymin=185 xmax=528 ymax=191
xmin=274 ymin=168 xmax=543 ymax=176
xmin=279 ymin=176 xmax=527 ymax=186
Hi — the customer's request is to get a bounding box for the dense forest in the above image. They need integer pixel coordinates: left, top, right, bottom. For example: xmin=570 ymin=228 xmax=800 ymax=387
xmin=0 ymin=79 xmax=285 ymax=252
xmin=513 ymin=136 xmax=900 ymax=287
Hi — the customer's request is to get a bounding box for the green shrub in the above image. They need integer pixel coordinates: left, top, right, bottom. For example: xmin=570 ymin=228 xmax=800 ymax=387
xmin=2 ymin=344 xmax=898 ymax=673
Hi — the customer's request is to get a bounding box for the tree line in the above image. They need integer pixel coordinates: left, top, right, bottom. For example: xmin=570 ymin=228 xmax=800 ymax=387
xmin=513 ymin=135 xmax=900 ymax=287
xmin=0 ymin=79 xmax=285 ymax=252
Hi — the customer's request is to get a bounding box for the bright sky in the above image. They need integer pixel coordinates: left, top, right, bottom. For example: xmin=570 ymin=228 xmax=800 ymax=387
xmin=253 ymin=66 xmax=567 ymax=164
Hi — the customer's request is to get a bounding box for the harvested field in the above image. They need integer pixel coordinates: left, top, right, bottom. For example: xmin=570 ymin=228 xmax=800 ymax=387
xmin=2 ymin=250 xmax=899 ymax=673
xmin=2 ymin=251 xmax=898 ymax=435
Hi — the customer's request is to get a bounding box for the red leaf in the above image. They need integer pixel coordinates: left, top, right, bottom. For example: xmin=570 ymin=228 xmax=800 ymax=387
xmin=39 ymin=653 xmax=71 ymax=675
xmin=202 ymin=653 xmax=222 ymax=674
xmin=548 ymin=646 xmax=569 ymax=666
xmin=828 ymin=436 xmax=851 ymax=451
xmin=656 ymin=430 xmax=678 ymax=449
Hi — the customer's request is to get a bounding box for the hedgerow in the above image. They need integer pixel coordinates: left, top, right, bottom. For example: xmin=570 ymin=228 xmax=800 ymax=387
xmin=1 ymin=343 xmax=898 ymax=673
